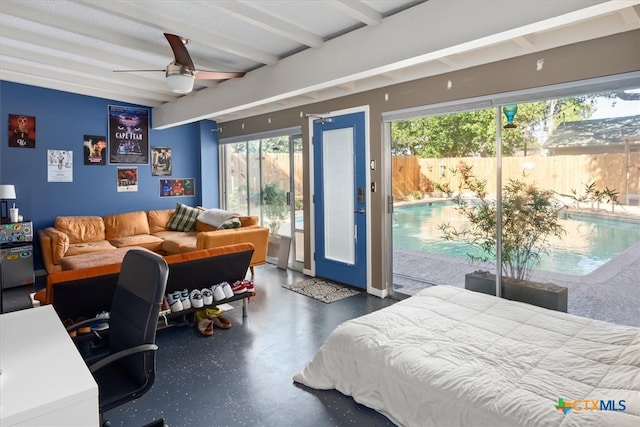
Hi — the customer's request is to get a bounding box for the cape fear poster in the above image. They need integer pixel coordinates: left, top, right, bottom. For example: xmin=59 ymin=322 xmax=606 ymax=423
xmin=108 ymin=105 xmax=149 ymax=164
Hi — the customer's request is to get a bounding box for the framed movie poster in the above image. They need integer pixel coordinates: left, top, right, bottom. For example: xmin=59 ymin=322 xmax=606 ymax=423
xmin=117 ymin=167 xmax=138 ymax=192
xmin=83 ymin=135 xmax=107 ymax=165
xmin=8 ymin=114 xmax=36 ymax=148
xmin=108 ymin=105 xmax=149 ymax=164
xmin=151 ymin=146 xmax=172 ymax=176
xmin=47 ymin=150 xmax=73 ymax=182
xmin=159 ymin=178 xmax=195 ymax=197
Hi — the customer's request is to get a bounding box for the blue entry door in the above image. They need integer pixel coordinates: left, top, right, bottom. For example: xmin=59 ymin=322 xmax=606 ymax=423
xmin=313 ymin=112 xmax=367 ymax=289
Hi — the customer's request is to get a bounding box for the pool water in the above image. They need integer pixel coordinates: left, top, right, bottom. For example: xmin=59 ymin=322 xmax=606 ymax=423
xmin=393 ymin=202 xmax=640 ymax=275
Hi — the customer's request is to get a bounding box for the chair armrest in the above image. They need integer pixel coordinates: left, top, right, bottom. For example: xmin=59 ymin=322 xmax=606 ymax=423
xmin=89 ymin=343 xmax=158 ymax=373
xmin=66 ymin=316 xmax=102 ymax=333
xmin=196 ymin=226 xmax=269 ymax=266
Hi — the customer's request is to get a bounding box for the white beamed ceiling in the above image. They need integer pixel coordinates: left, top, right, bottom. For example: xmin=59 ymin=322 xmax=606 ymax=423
xmin=1 ymin=0 xmax=638 ymax=129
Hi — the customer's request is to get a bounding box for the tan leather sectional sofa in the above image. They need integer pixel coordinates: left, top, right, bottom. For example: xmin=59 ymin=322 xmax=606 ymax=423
xmin=37 ymin=208 xmax=269 ymax=274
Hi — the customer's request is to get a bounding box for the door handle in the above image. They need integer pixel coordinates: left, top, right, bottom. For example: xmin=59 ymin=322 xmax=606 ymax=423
xmin=354 ymin=209 xmax=366 ymax=214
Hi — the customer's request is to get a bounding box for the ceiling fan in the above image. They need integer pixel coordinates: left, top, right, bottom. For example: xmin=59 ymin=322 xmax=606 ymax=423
xmin=114 ymin=33 xmax=246 ymax=94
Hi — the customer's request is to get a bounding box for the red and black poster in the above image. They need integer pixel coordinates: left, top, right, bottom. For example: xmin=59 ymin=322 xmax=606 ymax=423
xmin=8 ymin=114 xmax=36 ymax=148
xmin=108 ymin=105 xmax=149 ymax=164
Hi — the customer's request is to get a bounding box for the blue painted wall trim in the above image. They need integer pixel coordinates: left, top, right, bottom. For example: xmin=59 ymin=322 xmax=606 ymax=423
xmin=0 ymin=81 xmax=218 ymax=270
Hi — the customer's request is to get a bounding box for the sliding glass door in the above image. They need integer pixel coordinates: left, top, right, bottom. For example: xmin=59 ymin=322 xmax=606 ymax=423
xmin=220 ymin=130 xmax=304 ymax=271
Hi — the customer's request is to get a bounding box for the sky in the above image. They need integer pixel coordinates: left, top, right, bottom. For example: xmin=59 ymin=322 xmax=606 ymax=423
xmin=590 ymin=90 xmax=640 ymax=119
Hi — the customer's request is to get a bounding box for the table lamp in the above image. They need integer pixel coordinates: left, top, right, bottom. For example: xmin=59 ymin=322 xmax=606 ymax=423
xmin=0 ymin=184 xmax=16 ymax=223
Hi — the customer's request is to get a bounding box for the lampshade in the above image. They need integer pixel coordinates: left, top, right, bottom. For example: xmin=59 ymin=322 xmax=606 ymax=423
xmin=166 ymin=63 xmax=195 ymax=94
xmin=0 ymin=185 xmax=16 ymax=199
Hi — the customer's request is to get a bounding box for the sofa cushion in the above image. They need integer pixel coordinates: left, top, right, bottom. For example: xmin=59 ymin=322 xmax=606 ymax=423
xmin=55 ymin=216 xmax=106 ymax=243
xmin=60 ymin=246 xmax=152 ymax=271
xmin=166 ymin=203 xmax=200 ymax=232
xmin=103 ymin=210 xmax=151 ymax=239
xmin=65 ymin=240 xmax=117 ymax=257
xmin=147 ymin=208 xmax=175 ymax=234
xmin=217 ymin=217 xmax=241 ymax=230
xmin=160 ymin=231 xmax=198 ymax=254
xmin=108 ymin=234 xmax=164 ymax=251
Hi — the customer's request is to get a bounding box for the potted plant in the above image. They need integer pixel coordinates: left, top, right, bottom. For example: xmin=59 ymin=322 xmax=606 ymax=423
xmin=263 ymin=182 xmax=291 ymax=268
xmin=439 ymin=163 xmax=569 ymax=311
xmin=263 ymin=182 xmax=288 ymax=235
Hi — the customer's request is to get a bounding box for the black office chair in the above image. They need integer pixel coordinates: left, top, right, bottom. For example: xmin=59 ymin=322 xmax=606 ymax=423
xmin=68 ymin=249 xmax=169 ymax=426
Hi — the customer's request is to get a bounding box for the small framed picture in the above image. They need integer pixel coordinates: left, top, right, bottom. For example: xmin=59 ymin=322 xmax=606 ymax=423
xmin=151 ymin=146 xmax=172 ymax=176
xmin=84 ymin=135 xmax=107 ymax=165
xmin=117 ymin=167 xmax=138 ymax=192
xmin=8 ymin=114 xmax=36 ymax=148
xmin=159 ymin=178 xmax=195 ymax=197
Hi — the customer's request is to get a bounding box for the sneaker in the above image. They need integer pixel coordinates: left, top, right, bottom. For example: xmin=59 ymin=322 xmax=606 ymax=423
xmin=212 ymin=285 xmax=226 ymax=302
xmin=201 ymin=288 xmax=213 ymax=305
xmin=221 ymin=281 xmax=234 ymax=299
xmin=91 ymin=311 xmax=110 ymax=332
xmin=180 ymin=288 xmax=192 ymax=310
xmin=243 ymin=279 xmax=255 ymax=295
xmin=190 ymin=289 xmax=204 ymax=309
xmin=167 ymin=291 xmax=183 ymax=312
xmin=231 ymin=280 xmax=247 ymax=294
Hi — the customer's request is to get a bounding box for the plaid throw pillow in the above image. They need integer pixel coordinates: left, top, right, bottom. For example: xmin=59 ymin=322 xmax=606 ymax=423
xmin=166 ymin=203 xmax=200 ymax=232
xmin=217 ymin=217 xmax=241 ymax=230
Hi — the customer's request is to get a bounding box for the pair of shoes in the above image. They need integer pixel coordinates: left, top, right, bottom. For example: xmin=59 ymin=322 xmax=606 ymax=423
xmin=161 ymin=296 xmax=170 ymax=313
xmin=231 ymin=280 xmax=247 ymax=294
xmin=91 ymin=311 xmax=110 ymax=332
xmin=190 ymin=289 xmax=204 ymax=309
xmin=202 ymin=288 xmax=213 ymax=305
xmin=211 ymin=282 xmax=233 ymax=301
xmin=167 ymin=291 xmax=184 ymax=312
xmin=210 ymin=314 xmax=232 ymax=329
xmin=63 ymin=318 xmax=77 ymax=338
xmin=180 ymin=289 xmax=192 ymax=310
xmin=197 ymin=318 xmax=214 ymax=336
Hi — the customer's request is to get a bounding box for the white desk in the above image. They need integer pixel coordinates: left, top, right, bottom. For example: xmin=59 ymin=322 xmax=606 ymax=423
xmin=0 ymin=305 xmax=99 ymax=426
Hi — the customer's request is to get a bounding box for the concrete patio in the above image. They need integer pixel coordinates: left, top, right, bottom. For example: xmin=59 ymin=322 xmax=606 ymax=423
xmin=393 ymin=240 xmax=640 ymax=327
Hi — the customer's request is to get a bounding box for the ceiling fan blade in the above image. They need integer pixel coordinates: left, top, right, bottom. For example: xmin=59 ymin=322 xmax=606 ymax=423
xmin=113 ymin=69 xmax=164 ymax=73
xmin=194 ymin=70 xmax=246 ymax=80
xmin=164 ymin=33 xmax=195 ymax=70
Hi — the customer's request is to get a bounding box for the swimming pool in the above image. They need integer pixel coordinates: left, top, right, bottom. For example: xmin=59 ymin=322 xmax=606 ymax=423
xmin=393 ymin=202 xmax=640 ymax=275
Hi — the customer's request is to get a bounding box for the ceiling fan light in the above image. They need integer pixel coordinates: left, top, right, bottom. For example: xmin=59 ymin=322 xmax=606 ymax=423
xmin=166 ymin=62 xmax=195 ymax=93
xmin=166 ymin=73 xmax=194 ymax=93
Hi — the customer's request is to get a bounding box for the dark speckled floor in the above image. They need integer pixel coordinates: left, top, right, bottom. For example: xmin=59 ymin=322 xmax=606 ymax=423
xmin=103 ymin=264 xmax=399 ymax=427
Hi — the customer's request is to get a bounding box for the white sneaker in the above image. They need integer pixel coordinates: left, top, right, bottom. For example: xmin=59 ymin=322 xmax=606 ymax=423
xmin=221 ymin=281 xmax=234 ymax=299
xmin=201 ymin=288 xmax=213 ymax=305
xmin=180 ymin=289 xmax=192 ymax=310
xmin=212 ymin=285 xmax=226 ymax=302
xmin=190 ymin=289 xmax=204 ymax=309
xmin=167 ymin=291 xmax=183 ymax=312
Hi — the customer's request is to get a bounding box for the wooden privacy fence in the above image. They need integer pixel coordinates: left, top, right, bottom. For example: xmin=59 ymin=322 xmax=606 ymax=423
xmin=393 ymin=154 xmax=640 ymax=204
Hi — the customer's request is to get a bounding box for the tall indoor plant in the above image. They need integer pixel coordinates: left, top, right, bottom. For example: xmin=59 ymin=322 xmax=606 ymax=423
xmin=439 ymin=163 xmax=569 ymax=310
xmin=262 ymin=182 xmax=288 ymax=235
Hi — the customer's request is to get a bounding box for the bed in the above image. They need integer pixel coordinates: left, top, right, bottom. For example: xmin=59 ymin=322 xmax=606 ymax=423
xmin=293 ymin=286 xmax=640 ymax=427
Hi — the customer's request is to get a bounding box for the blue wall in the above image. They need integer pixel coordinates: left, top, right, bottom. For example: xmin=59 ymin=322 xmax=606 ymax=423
xmin=0 ymin=81 xmax=219 ymax=270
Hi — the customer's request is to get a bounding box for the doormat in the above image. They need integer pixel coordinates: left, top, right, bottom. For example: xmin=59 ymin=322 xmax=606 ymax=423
xmin=283 ymin=278 xmax=361 ymax=303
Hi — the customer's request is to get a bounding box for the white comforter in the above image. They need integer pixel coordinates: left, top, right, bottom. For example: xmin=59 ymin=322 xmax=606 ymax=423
xmin=293 ymin=286 xmax=640 ymax=427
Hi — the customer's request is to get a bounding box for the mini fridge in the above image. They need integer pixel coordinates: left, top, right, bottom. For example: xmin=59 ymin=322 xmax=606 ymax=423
xmin=0 ymin=221 xmax=35 ymax=290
